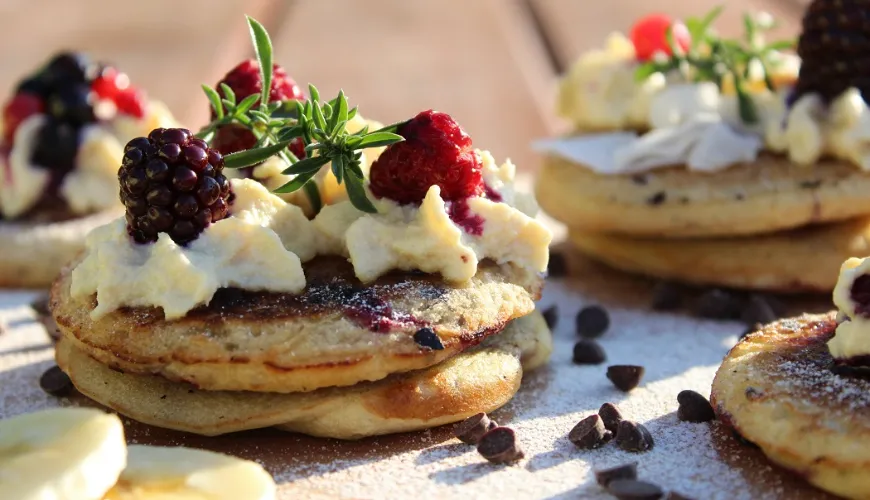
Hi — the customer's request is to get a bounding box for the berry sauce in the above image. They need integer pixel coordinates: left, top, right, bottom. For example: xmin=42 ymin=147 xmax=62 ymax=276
xmin=850 ymin=273 xmax=870 ymax=317
xmin=484 ymin=184 xmax=502 ymax=202
xmin=447 ymin=198 xmax=485 ymax=236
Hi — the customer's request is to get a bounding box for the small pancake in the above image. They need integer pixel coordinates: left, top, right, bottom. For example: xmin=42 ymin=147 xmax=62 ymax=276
xmin=52 ymin=256 xmax=543 ymax=394
xmin=0 ymin=210 xmax=118 ymax=288
xmin=537 ymin=152 xmax=870 ymax=239
xmin=568 ymin=219 xmax=870 ymax=292
xmin=56 ymin=312 xmax=552 ymax=438
xmin=711 ymin=313 xmax=870 ymax=499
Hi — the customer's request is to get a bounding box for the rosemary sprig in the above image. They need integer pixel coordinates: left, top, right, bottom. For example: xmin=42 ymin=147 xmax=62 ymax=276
xmin=635 ymin=6 xmax=795 ymax=124
xmin=195 ymin=17 xmax=404 ymax=213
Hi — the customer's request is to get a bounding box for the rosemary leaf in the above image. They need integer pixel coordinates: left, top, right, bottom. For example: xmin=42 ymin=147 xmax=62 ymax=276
xmin=302 ymin=181 xmax=322 ymax=213
xmin=219 ymin=83 xmax=236 ymax=105
xmin=202 ymin=85 xmax=224 ymax=120
xmin=247 ymin=16 xmax=273 ymax=111
xmin=344 ymin=169 xmax=377 ymax=213
xmin=223 ymin=140 xmax=292 ymax=169
xmin=281 ymin=155 xmax=330 ymax=176
xmin=274 ymin=170 xmax=318 ymax=194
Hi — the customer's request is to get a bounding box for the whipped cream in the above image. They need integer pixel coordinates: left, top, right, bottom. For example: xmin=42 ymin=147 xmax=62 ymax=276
xmin=71 ymin=150 xmax=550 ymax=318
xmin=0 ymin=101 xmax=176 ymax=219
xmin=72 ymin=179 xmax=312 ymax=320
xmin=830 ymin=257 xmax=870 ymax=359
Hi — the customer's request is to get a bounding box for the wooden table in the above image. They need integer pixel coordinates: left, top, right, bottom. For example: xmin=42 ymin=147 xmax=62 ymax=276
xmin=1 ymin=2 xmax=834 ymax=499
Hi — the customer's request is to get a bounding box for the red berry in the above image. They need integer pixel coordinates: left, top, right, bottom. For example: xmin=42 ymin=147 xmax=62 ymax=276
xmin=210 ymin=60 xmax=306 ymax=158
xmin=369 ymin=110 xmax=483 ymax=205
xmin=91 ymin=66 xmax=146 ymax=118
xmin=114 ymin=88 xmax=146 ymax=118
xmin=630 ymin=14 xmax=691 ymax=62
xmin=2 ymin=93 xmax=45 ymax=144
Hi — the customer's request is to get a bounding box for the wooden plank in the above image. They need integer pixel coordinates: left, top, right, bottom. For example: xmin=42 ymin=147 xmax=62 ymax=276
xmin=529 ymin=0 xmax=803 ymax=72
xmin=271 ymin=0 xmax=557 ymax=173
xmin=0 ymin=0 xmax=277 ymax=129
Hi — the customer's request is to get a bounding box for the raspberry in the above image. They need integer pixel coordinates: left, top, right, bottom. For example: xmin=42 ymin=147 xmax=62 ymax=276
xmin=211 ymin=60 xmax=306 ymax=157
xmin=119 ymin=128 xmax=231 ymax=245
xmin=369 ymin=110 xmax=483 ymax=205
xmin=2 ymin=93 xmax=44 ymax=144
xmin=92 ymin=66 xmax=146 ymax=118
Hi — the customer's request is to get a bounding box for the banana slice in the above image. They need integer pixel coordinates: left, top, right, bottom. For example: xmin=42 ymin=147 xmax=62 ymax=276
xmin=0 ymin=407 xmax=127 ymax=500
xmin=102 ymin=445 xmax=275 ymax=500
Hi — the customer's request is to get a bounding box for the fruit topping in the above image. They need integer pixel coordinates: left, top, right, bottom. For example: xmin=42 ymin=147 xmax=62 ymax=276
xmin=92 ymin=66 xmax=146 ymax=118
xmin=2 ymin=93 xmax=44 ymax=144
xmin=794 ymin=0 xmax=870 ymax=104
xmin=630 ymin=14 xmax=691 ymax=62
xmin=211 ymin=60 xmax=306 ymax=157
xmin=120 ymin=127 xmax=231 ymax=245
xmin=369 ymin=110 xmax=483 ymax=205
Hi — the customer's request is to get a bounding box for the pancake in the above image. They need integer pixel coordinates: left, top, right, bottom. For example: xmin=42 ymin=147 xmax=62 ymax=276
xmin=568 ymin=218 xmax=870 ymax=292
xmin=0 ymin=210 xmax=118 ymax=288
xmin=52 ymin=255 xmax=543 ymax=394
xmin=56 ymin=312 xmax=552 ymax=438
xmin=536 ymin=152 xmax=870 ymax=239
xmin=711 ymin=313 xmax=870 ymax=499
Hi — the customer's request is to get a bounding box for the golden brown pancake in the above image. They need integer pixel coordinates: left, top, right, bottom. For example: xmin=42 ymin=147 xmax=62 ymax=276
xmin=537 ymin=152 xmax=870 ymax=239
xmin=711 ymin=313 xmax=870 ymax=499
xmin=56 ymin=312 xmax=552 ymax=438
xmin=52 ymin=256 xmax=543 ymax=394
xmin=568 ymin=218 xmax=870 ymax=292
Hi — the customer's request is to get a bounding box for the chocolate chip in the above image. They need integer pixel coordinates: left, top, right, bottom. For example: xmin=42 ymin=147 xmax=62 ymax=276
xmin=676 ymin=390 xmax=715 ymax=423
xmin=568 ymin=414 xmax=612 ymax=449
xmin=413 ymin=327 xmax=444 ymax=350
xmin=693 ymin=289 xmax=744 ymax=320
xmin=606 ymin=479 xmax=664 ymax=499
xmin=547 ymin=252 xmax=567 ymax=278
xmin=40 ymin=365 xmax=72 ymax=397
xmin=594 ymin=462 xmax=638 ymax=487
xmin=735 ymin=192 xmax=745 ymax=201
xmin=542 ymin=305 xmax=558 ymax=330
xmin=740 ymin=294 xmax=778 ymax=326
xmin=650 ymin=282 xmax=682 ymax=311
xmin=615 ymin=421 xmax=654 ymax=452
xmin=665 ymin=492 xmax=696 ymax=500
xmin=598 ymin=402 xmax=624 ymax=433
xmin=455 ymin=412 xmax=496 ymax=444
xmin=607 ymin=365 xmax=644 ymax=392
xmin=477 ymin=427 xmax=524 ymax=463
xmin=647 ymin=192 xmax=666 ymax=206
xmin=576 ymin=305 xmax=610 ymax=338
xmin=631 ymin=174 xmax=648 ymax=185
xmin=573 ymin=340 xmax=606 ymax=365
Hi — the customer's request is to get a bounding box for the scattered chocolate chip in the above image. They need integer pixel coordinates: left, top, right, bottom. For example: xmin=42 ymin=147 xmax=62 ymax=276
xmin=740 ymin=294 xmax=778 ymax=326
xmin=607 ymin=365 xmax=644 ymax=392
xmin=30 ymin=294 xmax=60 ymax=341
xmin=676 ymin=390 xmax=715 ymax=423
xmin=735 ymin=192 xmax=745 ymax=201
xmin=413 ymin=327 xmax=444 ymax=350
xmin=679 ymin=197 xmax=690 ymax=204
xmin=615 ymin=421 xmax=654 ymax=452
xmin=594 ymin=462 xmax=638 ymax=487
xmin=631 ymin=174 xmax=648 ymax=185
xmin=576 ymin=305 xmax=610 ymax=338
xmin=732 ymin=429 xmax=759 ymax=448
xmin=693 ymin=289 xmax=744 ymax=320
xmin=739 ymin=323 xmax=761 ymax=340
xmin=455 ymin=412 xmax=495 ymax=444
xmin=477 ymin=427 xmax=524 ymax=463
xmin=799 ymin=179 xmax=822 ymax=189
xmin=650 ymin=282 xmax=682 ymax=311
xmin=568 ymin=414 xmax=612 ymax=449
xmin=40 ymin=365 xmax=72 ymax=397
xmin=665 ymin=492 xmax=696 ymax=500
xmin=547 ymin=252 xmax=567 ymax=278
xmin=598 ymin=402 xmax=624 ymax=433
xmin=606 ymin=479 xmax=664 ymax=499
xmin=573 ymin=339 xmax=606 ymax=365
xmin=542 ymin=305 xmax=559 ymax=330
xmin=647 ymin=192 xmax=666 ymax=206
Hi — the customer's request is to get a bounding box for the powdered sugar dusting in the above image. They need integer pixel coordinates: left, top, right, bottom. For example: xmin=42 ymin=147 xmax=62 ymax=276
xmin=0 ymin=266 xmax=838 ymax=499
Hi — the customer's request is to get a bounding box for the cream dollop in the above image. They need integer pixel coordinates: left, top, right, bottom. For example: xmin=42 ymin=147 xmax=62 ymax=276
xmin=829 ymin=257 xmax=870 ymax=359
xmin=314 ymin=151 xmax=551 ymax=283
xmin=71 ymin=179 xmax=312 ymax=320
xmin=0 ymin=101 xmax=176 ymax=219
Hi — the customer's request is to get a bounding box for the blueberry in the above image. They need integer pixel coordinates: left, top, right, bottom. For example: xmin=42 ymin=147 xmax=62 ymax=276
xmin=30 ymin=120 xmax=79 ymax=172
xmin=48 ymin=84 xmax=95 ymax=124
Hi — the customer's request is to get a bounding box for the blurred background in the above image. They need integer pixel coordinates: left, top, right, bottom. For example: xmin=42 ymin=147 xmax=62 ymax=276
xmin=0 ymin=0 xmax=805 ymax=174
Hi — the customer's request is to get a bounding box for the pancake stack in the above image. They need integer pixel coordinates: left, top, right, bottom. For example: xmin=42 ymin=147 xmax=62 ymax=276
xmin=537 ymin=5 xmax=870 ymax=293
xmin=52 ymin=257 xmax=551 ymax=438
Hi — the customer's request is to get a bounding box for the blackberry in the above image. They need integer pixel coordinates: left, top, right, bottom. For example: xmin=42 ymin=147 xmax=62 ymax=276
xmin=794 ymin=0 xmax=870 ymax=104
xmin=48 ymin=83 xmax=96 ymax=125
xmin=119 ymin=128 xmax=232 ymax=245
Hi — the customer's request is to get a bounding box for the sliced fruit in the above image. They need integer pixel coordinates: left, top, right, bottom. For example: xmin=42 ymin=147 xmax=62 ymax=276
xmin=103 ymin=445 xmax=276 ymax=500
xmin=0 ymin=408 xmax=126 ymax=500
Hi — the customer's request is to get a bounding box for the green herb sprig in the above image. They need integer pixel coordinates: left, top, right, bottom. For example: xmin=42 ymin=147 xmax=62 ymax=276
xmin=196 ymin=16 xmax=404 ymax=213
xmin=635 ymin=7 xmax=795 ymax=124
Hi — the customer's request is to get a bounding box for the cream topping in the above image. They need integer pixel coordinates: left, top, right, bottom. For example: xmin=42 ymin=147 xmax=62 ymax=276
xmin=0 ymin=101 xmax=176 ymax=219
xmin=71 ymin=179 xmax=310 ymax=320
xmin=830 ymin=257 xmax=870 ymax=359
